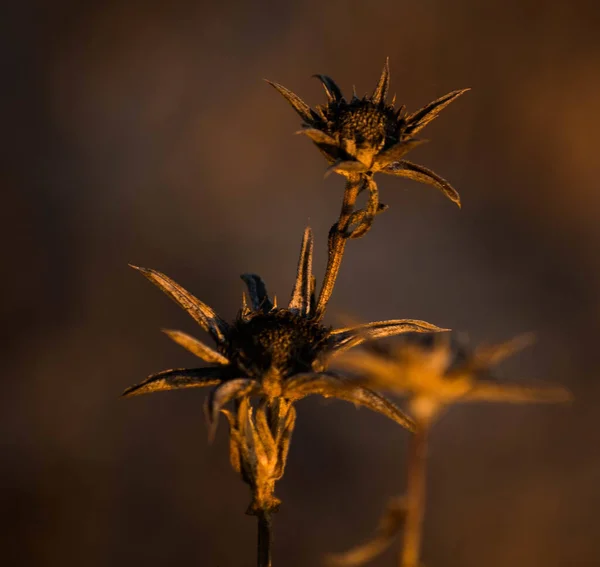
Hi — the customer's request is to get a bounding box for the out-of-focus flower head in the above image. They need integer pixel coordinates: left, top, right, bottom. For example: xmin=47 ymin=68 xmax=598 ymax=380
xmin=333 ymin=332 xmax=572 ymax=424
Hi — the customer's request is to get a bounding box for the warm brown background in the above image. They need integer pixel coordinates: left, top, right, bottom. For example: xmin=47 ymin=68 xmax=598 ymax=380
xmin=2 ymin=1 xmax=599 ymax=566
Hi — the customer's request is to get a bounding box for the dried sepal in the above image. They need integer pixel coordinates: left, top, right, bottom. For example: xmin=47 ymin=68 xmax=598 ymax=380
xmin=313 ymin=74 xmax=344 ymax=102
xmin=129 ymin=265 xmax=229 ymax=343
xmin=221 ymin=408 xmax=242 ymax=473
xmin=337 ymin=382 xmax=415 ymax=432
xmin=265 ymin=80 xmax=313 ymax=123
xmin=288 ymin=227 xmax=314 ymax=316
xmin=241 ymin=274 xmax=273 ymax=313
xmin=254 ymin=401 xmax=277 ymax=465
xmin=207 ymin=378 xmax=258 ymax=440
xmin=284 ymin=373 xmax=415 ymax=431
xmin=231 ymin=399 xmax=282 ymax=515
xmin=375 ymin=138 xmax=427 ymax=168
xmin=325 ymin=160 xmax=369 ymax=178
xmin=330 ymin=319 xmax=449 ymax=353
xmin=273 ymin=405 xmax=296 ymax=480
xmin=235 ymin=398 xmax=261 ymax=489
xmin=162 ymin=329 xmax=230 ymax=365
xmin=296 ymin=128 xmax=338 ymax=146
xmin=122 ymin=367 xmax=223 ymax=397
xmin=245 ymin=406 xmax=269 ymax=469
xmin=405 ymin=88 xmax=470 ymax=136
xmin=383 ymin=160 xmax=461 ymax=208
xmin=371 ymin=58 xmax=390 ymax=105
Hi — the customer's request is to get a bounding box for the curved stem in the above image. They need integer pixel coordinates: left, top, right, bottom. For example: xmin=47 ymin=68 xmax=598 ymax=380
xmin=315 ymin=174 xmax=361 ymax=319
xmin=348 ymin=177 xmax=379 ymax=240
xmin=400 ymin=420 xmax=430 ymax=567
xmin=257 ymin=510 xmax=273 ymax=567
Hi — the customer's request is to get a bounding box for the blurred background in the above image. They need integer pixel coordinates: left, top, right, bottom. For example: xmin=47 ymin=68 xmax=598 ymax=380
xmin=2 ymin=0 xmax=600 ymax=565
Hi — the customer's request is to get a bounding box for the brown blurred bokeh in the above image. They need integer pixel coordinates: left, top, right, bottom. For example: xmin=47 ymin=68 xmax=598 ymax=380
xmin=2 ymin=1 xmax=600 ymax=565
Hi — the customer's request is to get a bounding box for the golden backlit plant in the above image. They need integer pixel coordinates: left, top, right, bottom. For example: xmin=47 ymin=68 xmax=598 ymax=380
xmin=328 ymin=333 xmax=571 ymax=567
xmin=125 ymin=61 xmax=571 ymax=567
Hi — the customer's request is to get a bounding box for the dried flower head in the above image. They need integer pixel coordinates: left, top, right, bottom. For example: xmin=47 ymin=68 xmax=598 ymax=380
xmin=333 ymin=332 xmax=572 ymax=424
xmin=124 ymin=228 xmax=448 ymax=435
xmin=267 ymin=59 xmax=468 ymax=207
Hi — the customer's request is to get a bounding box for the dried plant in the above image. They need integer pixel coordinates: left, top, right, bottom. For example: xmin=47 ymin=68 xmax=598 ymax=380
xmin=268 ymin=59 xmax=467 ymax=239
xmin=125 ymin=58 xmax=571 ymax=567
xmin=125 ymin=226 xmax=447 ymax=565
xmin=268 ymin=60 xmax=467 ymax=327
xmin=328 ymin=332 xmax=571 ymax=567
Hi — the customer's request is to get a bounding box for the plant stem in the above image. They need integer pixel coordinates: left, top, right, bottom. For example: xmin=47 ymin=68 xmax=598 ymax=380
xmin=315 ymin=174 xmax=361 ymax=319
xmin=257 ymin=510 xmax=273 ymax=567
xmin=400 ymin=420 xmax=430 ymax=567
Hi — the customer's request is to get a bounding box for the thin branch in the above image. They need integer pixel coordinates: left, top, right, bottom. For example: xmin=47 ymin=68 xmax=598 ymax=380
xmin=257 ymin=510 xmax=273 ymax=567
xmin=400 ymin=420 xmax=430 ymax=567
xmin=326 ymin=497 xmax=405 ymax=566
xmin=315 ymin=174 xmax=362 ymax=320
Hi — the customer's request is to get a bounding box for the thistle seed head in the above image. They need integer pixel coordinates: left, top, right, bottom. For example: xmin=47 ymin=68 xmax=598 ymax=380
xmin=224 ymin=309 xmax=331 ymax=382
xmin=267 ymin=59 xmax=468 ymax=207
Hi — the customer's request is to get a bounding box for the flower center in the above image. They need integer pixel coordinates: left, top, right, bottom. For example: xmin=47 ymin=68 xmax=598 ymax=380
xmin=225 ymin=310 xmax=331 ymax=380
xmin=337 ymin=105 xmax=387 ymax=163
